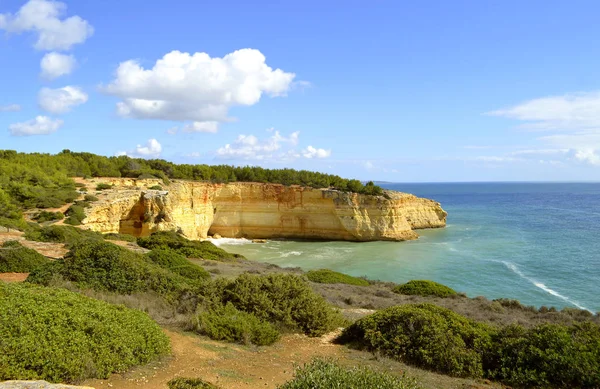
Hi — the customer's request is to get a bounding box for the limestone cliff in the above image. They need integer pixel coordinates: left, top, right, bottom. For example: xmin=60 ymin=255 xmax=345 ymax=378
xmin=82 ymin=179 xmax=447 ymax=242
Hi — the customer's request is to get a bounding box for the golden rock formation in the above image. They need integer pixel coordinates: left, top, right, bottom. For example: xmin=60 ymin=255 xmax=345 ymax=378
xmin=82 ymin=179 xmax=447 ymax=242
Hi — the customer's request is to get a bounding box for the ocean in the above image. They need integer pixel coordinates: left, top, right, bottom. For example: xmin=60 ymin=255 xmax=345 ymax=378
xmin=216 ymin=183 xmax=600 ymax=313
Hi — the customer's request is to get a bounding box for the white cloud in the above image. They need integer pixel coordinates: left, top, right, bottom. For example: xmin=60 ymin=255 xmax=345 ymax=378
xmin=572 ymin=149 xmax=600 ymax=166
xmin=511 ymin=149 xmax=569 ymax=156
xmin=103 ymin=49 xmax=296 ymax=130
xmin=182 ymin=121 xmax=219 ymax=133
xmin=38 ymin=86 xmax=88 ymax=114
xmin=362 ymin=160 xmax=375 ymax=170
xmin=0 ymin=0 xmax=93 ymax=51
xmin=166 ymin=126 xmax=178 ymax=135
xmin=8 ymin=115 xmax=62 ymax=136
xmin=0 ymin=104 xmax=21 ymax=112
xmin=117 ymin=138 xmax=162 ymax=158
xmin=302 ymin=146 xmax=331 ymax=159
xmin=40 ymin=52 xmax=76 ymax=79
xmin=216 ymin=130 xmax=325 ymax=161
xmin=488 ymin=92 xmax=600 ymax=167
xmin=488 ymin=92 xmax=600 ymax=130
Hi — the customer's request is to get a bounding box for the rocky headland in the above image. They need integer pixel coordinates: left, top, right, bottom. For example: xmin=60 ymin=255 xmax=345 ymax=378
xmin=81 ymin=179 xmax=447 ymax=242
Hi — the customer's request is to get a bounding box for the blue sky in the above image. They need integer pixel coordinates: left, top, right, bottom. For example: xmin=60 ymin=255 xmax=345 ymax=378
xmin=1 ymin=0 xmax=600 ymax=182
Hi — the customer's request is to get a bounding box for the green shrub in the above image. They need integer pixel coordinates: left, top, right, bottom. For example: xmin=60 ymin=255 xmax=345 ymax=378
xmin=338 ymin=303 xmax=492 ymax=378
xmin=207 ymin=273 xmax=344 ymax=336
xmin=168 ymin=378 xmax=220 ymax=389
xmin=306 ymin=269 xmax=369 ymax=286
xmin=278 ymin=359 xmax=420 ymax=389
xmin=84 ymin=194 xmax=99 ymax=202
xmin=149 ymin=185 xmax=163 ymax=190
xmin=0 ymin=283 xmax=170 ymax=383
xmin=137 ymin=231 xmax=244 ymax=261
xmin=0 ymin=240 xmax=50 ymax=272
xmin=193 ymin=302 xmax=280 ymax=346
xmin=392 ymin=280 xmax=458 ymax=297
xmin=145 ymin=248 xmax=210 ymax=282
xmin=34 ymin=211 xmax=64 ymax=223
xmin=24 ymin=224 xmax=104 ymax=246
xmin=0 ymin=216 xmax=30 ymax=231
xmin=64 ymin=205 xmax=86 ymax=225
xmin=95 ymin=183 xmax=112 ymax=191
xmin=104 ymin=232 xmax=137 ymax=242
xmin=483 ymin=322 xmax=600 ymax=388
xmin=27 ymin=240 xmax=194 ymax=301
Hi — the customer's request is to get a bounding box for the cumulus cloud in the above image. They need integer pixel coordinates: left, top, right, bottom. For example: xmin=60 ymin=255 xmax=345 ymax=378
xmin=38 ymin=86 xmax=88 ymax=114
xmin=302 ymin=146 xmax=331 ymax=159
xmin=183 ymin=121 xmax=219 ymax=133
xmin=488 ymin=92 xmax=600 ymax=130
xmin=103 ymin=49 xmax=296 ymax=130
xmin=0 ymin=104 xmax=21 ymax=112
xmin=116 ymin=138 xmax=162 ymax=158
xmin=40 ymin=52 xmax=76 ymax=79
xmin=0 ymin=0 xmax=93 ymax=51
xmin=571 ymin=149 xmax=600 ymax=166
xmin=8 ymin=115 xmax=63 ymax=136
xmin=216 ymin=130 xmax=326 ymax=161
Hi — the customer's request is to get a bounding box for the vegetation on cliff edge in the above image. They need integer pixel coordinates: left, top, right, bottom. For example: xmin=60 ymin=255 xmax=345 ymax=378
xmin=339 ymin=303 xmax=600 ymax=388
xmin=0 ymin=149 xmax=384 ymax=231
xmin=278 ymin=359 xmax=421 ymax=389
xmin=0 ymin=240 xmax=50 ymax=272
xmin=137 ymin=231 xmax=244 ymax=261
xmin=306 ymin=269 xmax=370 ymax=286
xmin=393 ymin=280 xmax=458 ymax=298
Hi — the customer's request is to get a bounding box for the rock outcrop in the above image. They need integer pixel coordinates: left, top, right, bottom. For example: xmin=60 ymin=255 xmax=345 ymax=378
xmin=82 ymin=179 xmax=447 ymax=242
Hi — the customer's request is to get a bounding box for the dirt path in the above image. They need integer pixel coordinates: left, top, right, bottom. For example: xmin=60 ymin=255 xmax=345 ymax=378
xmin=84 ymin=329 xmax=342 ymax=389
xmin=0 ymin=273 xmax=29 ymax=282
xmin=0 ymin=232 xmax=67 ymax=258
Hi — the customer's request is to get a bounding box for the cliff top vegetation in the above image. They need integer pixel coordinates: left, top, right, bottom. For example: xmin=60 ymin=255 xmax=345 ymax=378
xmin=0 ymin=149 xmax=383 ymax=229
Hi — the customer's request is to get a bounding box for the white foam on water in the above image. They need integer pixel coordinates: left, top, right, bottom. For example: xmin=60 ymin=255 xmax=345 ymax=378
xmin=280 ymin=251 xmax=303 ymax=258
xmin=502 ymin=261 xmax=592 ymax=312
xmin=207 ymin=237 xmax=252 ymax=247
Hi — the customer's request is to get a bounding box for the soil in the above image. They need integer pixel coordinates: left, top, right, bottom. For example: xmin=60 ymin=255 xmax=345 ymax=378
xmin=81 ymin=328 xmax=502 ymax=389
xmin=0 ymin=272 xmax=29 ymax=283
xmin=84 ymin=329 xmax=342 ymax=389
xmin=0 ymin=231 xmax=68 ymax=259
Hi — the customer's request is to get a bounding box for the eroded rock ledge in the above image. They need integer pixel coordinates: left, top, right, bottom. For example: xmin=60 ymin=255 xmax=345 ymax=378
xmin=82 ymin=179 xmax=447 ymax=242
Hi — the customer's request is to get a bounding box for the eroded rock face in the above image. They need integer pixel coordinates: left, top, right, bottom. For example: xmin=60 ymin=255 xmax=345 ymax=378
xmin=82 ymin=180 xmax=447 ymax=242
xmin=0 ymin=381 xmax=94 ymax=389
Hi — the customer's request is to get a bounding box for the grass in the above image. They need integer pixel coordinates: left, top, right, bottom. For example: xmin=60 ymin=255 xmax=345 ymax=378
xmin=33 ymin=210 xmax=64 ymax=223
xmin=0 ymin=240 xmax=50 ymax=272
xmin=0 ymin=283 xmax=170 ymax=383
xmin=27 ymin=240 xmax=197 ymax=303
xmin=306 ymin=269 xmax=369 ymax=286
xmin=338 ymin=303 xmax=600 ymax=388
xmin=137 ymin=231 xmax=244 ymax=261
xmin=168 ymin=378 xmax=220 ymax=389
xmin=393 ymin=280 xmax=458 ymax=298
xmin=104 ymin=232 xmax=137 ymax=242
xmin=339 ymin=303 xmax=491 ymax=378
xmin=145 ymin=248 xmax=211 ymax=282
xmin=204 ymin=273 xmax=346 ymax=336
xmin=64 ymin=204 xmax=86 ymax=225
xmin=192 ymin=302 xmax=280 ymax=346
xmin=24 ymin=224 xmax=104 ymax=246
xmin=278 ymin=359 xmax=421 ymax=389
xmin=95 ymin=183 xmax=113 ymax=191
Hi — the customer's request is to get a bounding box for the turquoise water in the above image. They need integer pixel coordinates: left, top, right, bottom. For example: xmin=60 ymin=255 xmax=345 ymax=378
xmin=217 ymin=183 xmax=600 ymax=313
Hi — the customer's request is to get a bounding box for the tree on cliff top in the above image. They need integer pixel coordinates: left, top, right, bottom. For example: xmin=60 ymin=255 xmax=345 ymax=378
xmin=0 ymin=150 xmax=385 ymax=230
